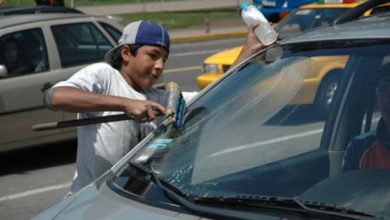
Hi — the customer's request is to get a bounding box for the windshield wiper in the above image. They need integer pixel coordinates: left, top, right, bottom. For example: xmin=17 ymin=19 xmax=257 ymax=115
xmin=148 ymin=167 xmax=190 ymax=198
xmin=194 ymin=195 xmax=378 ymax=220
xmin=147 ymin=166 xmax=378 ymax=220
xmin=146 ymin=168 xmax=381 ymax=220
xmin=121 ymin=162 xmax=381 ymax=220
xmin=147 ymin=170 xmax=281 ymax=220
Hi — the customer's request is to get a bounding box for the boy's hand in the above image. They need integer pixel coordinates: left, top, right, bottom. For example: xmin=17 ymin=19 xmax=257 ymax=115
xmin=124 ymin=100 xmax=166 ymax=123
xmin=231 ymin=22 xmax=264 ymax=69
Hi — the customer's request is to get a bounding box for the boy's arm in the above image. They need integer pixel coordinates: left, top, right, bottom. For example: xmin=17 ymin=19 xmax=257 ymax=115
xmin=45 ymin=86 xmax=165 ymax=123
xmin=230 ymin=22 xmax=264 ymax=69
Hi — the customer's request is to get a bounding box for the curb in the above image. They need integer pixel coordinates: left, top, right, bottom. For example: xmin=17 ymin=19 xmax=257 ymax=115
xmin=170 ymin=31 xmax=247 ymax=44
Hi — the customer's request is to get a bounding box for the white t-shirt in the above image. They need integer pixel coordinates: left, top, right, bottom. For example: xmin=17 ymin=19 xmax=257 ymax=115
xmin=52 ymin=62 xmax=181 ymax=193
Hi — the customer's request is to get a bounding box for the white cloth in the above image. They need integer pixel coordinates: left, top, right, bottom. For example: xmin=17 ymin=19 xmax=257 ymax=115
xmin=52 ymin=62 xmax=170 ymax=193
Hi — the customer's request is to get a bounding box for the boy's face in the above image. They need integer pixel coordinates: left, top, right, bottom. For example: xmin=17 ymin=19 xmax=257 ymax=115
xmin=122 ymin=45 xmax=168 ymax=90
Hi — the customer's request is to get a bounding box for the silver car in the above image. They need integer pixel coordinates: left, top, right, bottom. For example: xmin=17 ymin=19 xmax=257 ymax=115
xmin=0 ymin=14 xmax=122 ymax=152
xmin=33 ymin=2 xmax=390 ymax=219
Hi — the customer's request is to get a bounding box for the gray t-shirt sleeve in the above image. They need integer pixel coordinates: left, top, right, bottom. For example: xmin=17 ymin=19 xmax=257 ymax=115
xmin=51 ymin=63 xmax=109 ymax=93
xmin=43 ymin=86 xmax=56 ymax=110
xmin=44 ymin=63 xmax=113 ymax=108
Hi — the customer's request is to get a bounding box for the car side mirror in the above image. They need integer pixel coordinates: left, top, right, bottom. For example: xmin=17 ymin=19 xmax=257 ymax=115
xmin=0 ymin=65 xmax=8 ymax=78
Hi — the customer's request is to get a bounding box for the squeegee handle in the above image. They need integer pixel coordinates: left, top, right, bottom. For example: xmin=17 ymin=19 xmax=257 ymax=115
xmin=32 ymin=114 xmax=131 ymax=131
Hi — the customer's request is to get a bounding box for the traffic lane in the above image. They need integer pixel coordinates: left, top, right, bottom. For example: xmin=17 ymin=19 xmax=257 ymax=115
xmin=169 ymin=38 xmax=244 ymax=59
xmin=0 ymin=186 xmax=69 ymax=220
xmin=163 ymin=39 xmax=247 ymax=92
xmin=163 ymin=66 xmax=201 ymax=92
xmin=165 ymin=38 xmax=245 ymax=73
xmin=0 ymin=141 xmax=76 ymax=195
xmin=0 ymin=141 xmax=76 ymax=220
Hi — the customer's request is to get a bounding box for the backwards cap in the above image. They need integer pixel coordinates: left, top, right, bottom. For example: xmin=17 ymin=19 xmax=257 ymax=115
xmin=105 ymin=20 xmax=170 ymax=65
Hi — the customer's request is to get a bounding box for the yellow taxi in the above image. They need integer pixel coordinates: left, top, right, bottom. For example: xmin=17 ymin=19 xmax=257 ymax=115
xmin=197 ymin=0 xmax=389 ymax=117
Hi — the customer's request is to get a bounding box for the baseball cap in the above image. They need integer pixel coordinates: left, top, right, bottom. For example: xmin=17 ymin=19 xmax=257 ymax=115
xmin=105 ymin=20 xmax=170 ymax=65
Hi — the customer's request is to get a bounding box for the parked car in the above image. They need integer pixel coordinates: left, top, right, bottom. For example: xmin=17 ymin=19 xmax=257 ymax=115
xmin=0 ymin=6 xmax=83 ymax=16
xmin=197 ymin=0 xmax=390 ymax=117
xmin=0 ymin=13 xmax=123 ymax=152
xmin=33 ymin=2 xmax=390 ymax=219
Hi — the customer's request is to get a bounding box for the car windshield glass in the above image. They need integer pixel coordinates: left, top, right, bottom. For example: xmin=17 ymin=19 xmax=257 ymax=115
xmin=111 ymin=41 xmax=390 ymax=218
xmin=135 ymin=46 xmax=325 ymax=187
xmin=276 ymin=8 xmax=350 ymax=39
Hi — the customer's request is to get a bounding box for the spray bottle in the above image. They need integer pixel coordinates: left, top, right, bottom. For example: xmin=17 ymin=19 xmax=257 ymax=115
xmin=240 ymin=1 xmax=278 ymax=46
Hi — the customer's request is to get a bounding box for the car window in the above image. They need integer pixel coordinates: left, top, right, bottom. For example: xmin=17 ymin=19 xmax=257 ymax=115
xmin=51 ymin=22 xmax=113 ymax=67
xmin=0 ymin=28 xmax=48 ymax=78
xmin=99 ymin=22 xmax=122 ymax=42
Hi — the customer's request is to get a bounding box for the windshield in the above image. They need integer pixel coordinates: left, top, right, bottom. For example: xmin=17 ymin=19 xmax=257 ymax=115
xmin=112 ymin=41 xmax=390 ymax=218
xmin=276 ymin=8 xmax=350 ymax=39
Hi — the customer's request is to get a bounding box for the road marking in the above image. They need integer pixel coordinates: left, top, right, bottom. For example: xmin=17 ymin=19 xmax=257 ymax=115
xmin=170 ymin=49 xmax=222 ymax=57
xmin=0 ymin=182 xmax=71 ymax=202
xmin=208 ymin=128 xmax=324 ymax=158
xmin=164 ymin=65 xmax=201 ymax=74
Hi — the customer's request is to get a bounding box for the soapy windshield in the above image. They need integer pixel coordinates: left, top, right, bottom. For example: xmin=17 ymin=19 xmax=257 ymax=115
xmin=133 ymin=47 xmax=321 ymax=186
xmin=111 ymin=40 xmax=390 ymax=219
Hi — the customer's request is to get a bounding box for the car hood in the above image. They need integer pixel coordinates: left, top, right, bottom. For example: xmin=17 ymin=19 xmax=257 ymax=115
xmin=32 ymin=183 xmax=206 ymax=220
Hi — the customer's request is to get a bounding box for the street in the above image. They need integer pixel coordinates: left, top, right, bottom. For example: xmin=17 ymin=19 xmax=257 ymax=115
xmin=2 ymin=0 xmax=390 ymax=219
xmin=0 ymin=38 xmax=245 ymax=220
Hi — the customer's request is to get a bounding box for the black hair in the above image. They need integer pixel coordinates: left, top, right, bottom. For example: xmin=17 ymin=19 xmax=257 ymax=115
xmin=110 ymin=44 xmax=141 ymax=70
xmin=129 ymin=44 xmax=141 ymax=56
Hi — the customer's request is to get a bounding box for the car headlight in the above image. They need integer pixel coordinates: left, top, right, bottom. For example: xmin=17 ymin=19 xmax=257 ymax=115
xmin=202 ymin=64 xmax=219 ymax=74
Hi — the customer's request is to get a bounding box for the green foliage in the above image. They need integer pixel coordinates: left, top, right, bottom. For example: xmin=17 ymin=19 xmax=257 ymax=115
xmin=1 ymin=1 xmax=239 ymax=30
xmin=3 ymin=0 xmax=190 ymax=7
xmin=119 ymin=8 xmax=239 ymax=29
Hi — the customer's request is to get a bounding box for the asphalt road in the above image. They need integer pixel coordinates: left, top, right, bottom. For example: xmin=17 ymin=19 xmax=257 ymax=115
xmin=0 ymin=37 xmax=245 ymax=220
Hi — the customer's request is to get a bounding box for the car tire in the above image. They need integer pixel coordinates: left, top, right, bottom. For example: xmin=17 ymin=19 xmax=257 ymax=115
xmin=314 ymin=71 xmax=341 ymax=119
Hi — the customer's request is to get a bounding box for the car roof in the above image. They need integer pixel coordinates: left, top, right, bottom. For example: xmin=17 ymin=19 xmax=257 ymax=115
xmin=282 ymin=13 xmax=390 ymax=44
xmin=0 ymin=6 xmax=83 ymax=15
xmin=0 ymin=13 xmax=101 ymax=29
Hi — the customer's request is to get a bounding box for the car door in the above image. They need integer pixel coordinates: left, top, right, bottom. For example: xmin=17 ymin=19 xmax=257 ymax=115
xmin=48 ymin=20 xmax=121 ymax=127
xmin=0 ymin=25 xmax=65 ymax=152
xmin=0 ymin=19 xmax=121 ymax=152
